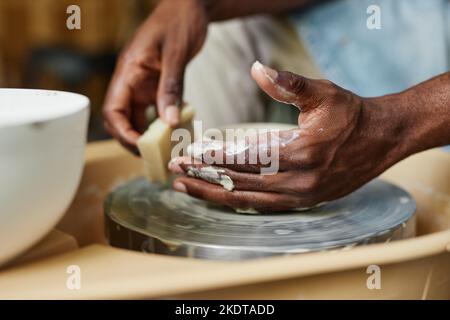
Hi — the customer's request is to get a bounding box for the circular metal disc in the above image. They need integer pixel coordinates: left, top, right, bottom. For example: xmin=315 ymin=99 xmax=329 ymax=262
xmin=105 ymin=178 xmax=416 ymax=260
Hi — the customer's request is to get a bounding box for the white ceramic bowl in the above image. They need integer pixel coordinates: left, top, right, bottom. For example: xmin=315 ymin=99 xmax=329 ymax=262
xmin=0 ymin=89 xmax=89 ymax=266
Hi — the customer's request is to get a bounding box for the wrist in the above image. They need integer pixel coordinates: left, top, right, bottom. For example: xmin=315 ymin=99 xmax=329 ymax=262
xmin=361 ymin=94 xmax=413 ymax=168
xmin=364 ymin=88 xmax=446 ymax=166
xmin=374 ymin=73 xmax=450 ymax=157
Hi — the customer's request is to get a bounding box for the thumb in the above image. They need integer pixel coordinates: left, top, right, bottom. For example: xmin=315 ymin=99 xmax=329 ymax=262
xmin=251 ymin=61 xmax=324 ymax=112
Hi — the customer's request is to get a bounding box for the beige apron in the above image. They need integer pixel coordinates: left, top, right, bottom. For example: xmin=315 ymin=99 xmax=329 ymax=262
xmin=184 ymin=15 xmax=322 ymax=128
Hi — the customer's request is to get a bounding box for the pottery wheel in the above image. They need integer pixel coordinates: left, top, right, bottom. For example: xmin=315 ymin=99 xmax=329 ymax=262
xmin=105 ymin=177 xmax=416 ymax=260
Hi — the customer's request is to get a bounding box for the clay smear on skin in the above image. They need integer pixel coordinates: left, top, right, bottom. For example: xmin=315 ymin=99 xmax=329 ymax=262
xmin=269 ymin=130 xmax=299 ymax=149
xmin=187 ymin=140 xmax=227 ymax=160
xmin=188 ymin=138 xmax=250 ymax=160
xmin=186 ymin=166 xmax=234 ymax=191
xmin=253 ymin=61 xmax=298 ymax=106
xmin=184 ymin=130 xmax=300 ymax=192
xmin=235 ymin=208 xmax=260 ymax=214
xmin=188 ymin=131 xmax=299 ymax=160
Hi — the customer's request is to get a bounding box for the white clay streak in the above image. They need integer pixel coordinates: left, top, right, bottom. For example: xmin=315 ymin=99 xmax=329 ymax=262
xmin=186 ymin=166 xmax=235 ymax=191
xmin=253 ymin=61 xmax=298 ymax=106
xmin=235 ymin=208 xmax=260 ymax=214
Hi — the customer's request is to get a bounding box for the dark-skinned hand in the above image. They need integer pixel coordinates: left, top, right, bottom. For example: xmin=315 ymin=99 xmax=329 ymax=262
xmin=169 ymin=61 xmax=412 ymax=212
xmin=103 ymin=0 xmax=208 ymax=154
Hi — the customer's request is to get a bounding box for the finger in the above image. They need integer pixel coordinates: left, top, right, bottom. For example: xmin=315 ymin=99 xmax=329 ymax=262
xmin=157 ymin=42 xmax=188 ymax=127
xmin=251 ymin=61 xmax=325 ymax=112
xmin=172 ymin=177 xmax=310 ymax=212
xmin=103 ymin=76 xmax=141 ymax=154
xmin=131 ymin=103 xmax=150 ymax=134
xmin=131 ymin=74 xmax=159 ymax=134
xmin=175 ymin=161 xmax=290 ymax=193
xmin=103 ymin=115 xmax=140 ymax=155
xmin=168 ymin=156 xmax=202 ymax=174
xmin=186 ymin=139 xmax=262 ymax=173
xmin=173 ymin=158 xmax=325 ymax=195
xmin=186 ymin=130 xmax=299 ymax=173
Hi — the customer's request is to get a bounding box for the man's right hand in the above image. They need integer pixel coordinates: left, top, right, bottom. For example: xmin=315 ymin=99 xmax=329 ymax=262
xmin=103 ymin=0 xmax=208 ymax=154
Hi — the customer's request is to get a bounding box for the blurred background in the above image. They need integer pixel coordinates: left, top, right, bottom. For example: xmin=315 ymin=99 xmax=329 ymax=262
xmin=0 ymin=0 xmax=158 ymax=140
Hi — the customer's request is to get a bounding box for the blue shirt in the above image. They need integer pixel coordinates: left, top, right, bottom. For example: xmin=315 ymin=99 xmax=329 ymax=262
xmin=290 ymin=0 xmax=449 ymax=96
xmin=290 ymin=0 xmax=450 ymax=152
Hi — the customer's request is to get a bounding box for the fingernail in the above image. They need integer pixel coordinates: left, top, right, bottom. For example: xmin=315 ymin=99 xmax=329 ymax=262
xmin=253 ymin=61 xmax=278 ymax=82
xmin=165 ymin=105 xmax=179 ymax=127
xmin=173 ymin=181 xmax=187 ymax=193
xmin=168 ymin=158 xmax=177 ymax=170
xmin=168 ymin=158 xmax=183 ymax=173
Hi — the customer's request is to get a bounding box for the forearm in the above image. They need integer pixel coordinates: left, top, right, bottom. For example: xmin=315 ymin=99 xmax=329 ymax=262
xmin=373 ymin=72 xmax=450 ymax=156
xmin=201 ymin=0 xmax=320 ymax=21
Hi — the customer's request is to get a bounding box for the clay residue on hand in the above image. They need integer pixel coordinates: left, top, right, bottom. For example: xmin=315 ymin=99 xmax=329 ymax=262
xmin=253 ymin=60 xmax=298 ymax=105
xmin=187 ymin=139 xmax=225 ymax=160
xmin=186 ymin=166 xmax=234 ymax=191
xmin=235 ymin=208 xmax=260 ymax=215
